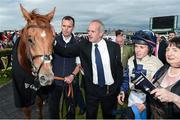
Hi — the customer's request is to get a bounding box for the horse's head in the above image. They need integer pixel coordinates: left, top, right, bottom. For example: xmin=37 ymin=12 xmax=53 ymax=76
xmin=18 ymin=4 xmax=56 ymax=86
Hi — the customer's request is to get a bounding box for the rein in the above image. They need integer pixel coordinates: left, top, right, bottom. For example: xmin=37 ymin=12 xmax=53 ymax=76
xmin=54 ymin=76 xmax=74 ymax=98
xmin=24 ymin=24 xmax=73 ymax=97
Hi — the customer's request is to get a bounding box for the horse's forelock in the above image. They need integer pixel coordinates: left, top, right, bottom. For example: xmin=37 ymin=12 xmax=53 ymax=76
xmin=29 ymin=9 xmax=50 ymax=24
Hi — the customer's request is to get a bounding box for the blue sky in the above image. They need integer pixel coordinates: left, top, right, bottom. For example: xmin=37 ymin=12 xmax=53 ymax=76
xmin=0 ymin=0 xmax=180 ymax=32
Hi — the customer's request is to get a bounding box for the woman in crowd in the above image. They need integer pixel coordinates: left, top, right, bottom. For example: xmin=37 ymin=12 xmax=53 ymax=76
xmin=147 ymin=36 xmax=180 ymax=118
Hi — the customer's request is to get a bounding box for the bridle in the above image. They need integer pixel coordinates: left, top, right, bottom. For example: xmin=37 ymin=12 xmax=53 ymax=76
xmin=31 ymin=54 xmax=53 ymax=78
xmin=25 ymin=24 xmax=53 ymax=79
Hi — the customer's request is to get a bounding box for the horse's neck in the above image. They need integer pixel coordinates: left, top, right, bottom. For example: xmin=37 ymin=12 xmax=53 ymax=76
xmin=17 ymin=38 xmax=32 ymax=73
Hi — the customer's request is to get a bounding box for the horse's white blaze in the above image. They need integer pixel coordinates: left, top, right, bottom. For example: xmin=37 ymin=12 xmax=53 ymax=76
xmin=41 ymin=31 xmax=46 ymax=37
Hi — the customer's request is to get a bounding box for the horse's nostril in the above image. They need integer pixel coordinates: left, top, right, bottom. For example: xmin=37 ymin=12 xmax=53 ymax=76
xmin=39 ymin=74 xmax=54 ymax=86
xmin=40 ymin=76 xmax=45 ymax=81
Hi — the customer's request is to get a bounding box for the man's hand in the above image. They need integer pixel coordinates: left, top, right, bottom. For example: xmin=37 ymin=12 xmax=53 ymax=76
xmin=64 ymin=74 xmax=74 ymax=84
xmin=117 ymin=91 xmax=125 ymax=105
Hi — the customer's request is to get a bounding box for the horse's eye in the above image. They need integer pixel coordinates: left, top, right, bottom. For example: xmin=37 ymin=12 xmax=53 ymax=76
xmin=28 ymin=38 xmax=33 ymax=43
xmin=27 ymin=36 xmax=34 ymax=45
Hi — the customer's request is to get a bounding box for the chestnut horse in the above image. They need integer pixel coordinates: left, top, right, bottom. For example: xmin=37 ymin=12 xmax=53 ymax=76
xmin=12 ymin=4 xmax=55 ymax=119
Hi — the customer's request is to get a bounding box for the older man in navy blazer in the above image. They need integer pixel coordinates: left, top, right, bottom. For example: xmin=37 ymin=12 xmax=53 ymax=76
xmin=54 ymin=20 xmax=123 ymax=119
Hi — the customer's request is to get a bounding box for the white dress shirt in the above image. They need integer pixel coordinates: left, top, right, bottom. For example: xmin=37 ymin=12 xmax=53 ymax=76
xmin=62 ymin=35 xmax=71 ymax=43
xmin=91 ymin=39 xmax=114 ymax=85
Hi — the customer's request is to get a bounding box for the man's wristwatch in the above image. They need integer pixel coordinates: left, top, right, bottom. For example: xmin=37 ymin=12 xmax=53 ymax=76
xmin=71 ymin=73 xmax=76 ymax=77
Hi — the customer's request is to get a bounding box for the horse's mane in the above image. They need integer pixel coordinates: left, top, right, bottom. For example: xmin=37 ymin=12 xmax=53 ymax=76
xmin=18 ymin=28 xmax=31 ymax=73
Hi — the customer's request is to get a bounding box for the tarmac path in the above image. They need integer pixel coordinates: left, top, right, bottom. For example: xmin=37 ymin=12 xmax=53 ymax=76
xmin=0 ymin=81 xmax=49 ymax=119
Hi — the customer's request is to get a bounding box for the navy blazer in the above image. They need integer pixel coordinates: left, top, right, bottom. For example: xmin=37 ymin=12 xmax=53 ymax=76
xmin=54 ymin=38 xmax=123 ymax=96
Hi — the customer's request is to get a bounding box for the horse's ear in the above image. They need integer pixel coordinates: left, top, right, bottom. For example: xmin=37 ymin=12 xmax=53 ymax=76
xmin=20 ymin=4 xmax=31 ymax=22
xmin=46 ymin=7 xmax=56 ymax=22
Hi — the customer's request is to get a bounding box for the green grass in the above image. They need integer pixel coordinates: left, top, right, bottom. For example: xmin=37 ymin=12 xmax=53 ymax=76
xmin=0 ymin=69 xmax=12 ymax=86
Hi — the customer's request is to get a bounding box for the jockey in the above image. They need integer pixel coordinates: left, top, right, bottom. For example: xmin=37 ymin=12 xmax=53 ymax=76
xmin=118 ymin=30 xmax=163 ymax=119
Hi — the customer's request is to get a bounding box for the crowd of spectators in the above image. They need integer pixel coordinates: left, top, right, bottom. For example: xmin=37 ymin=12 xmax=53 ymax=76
xmin=0 ymin=31 xmax=19 ymax=50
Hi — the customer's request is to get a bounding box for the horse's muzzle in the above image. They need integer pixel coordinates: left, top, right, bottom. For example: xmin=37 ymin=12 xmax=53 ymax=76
xmin=39 ymin=73 xmax=54 ymax=86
